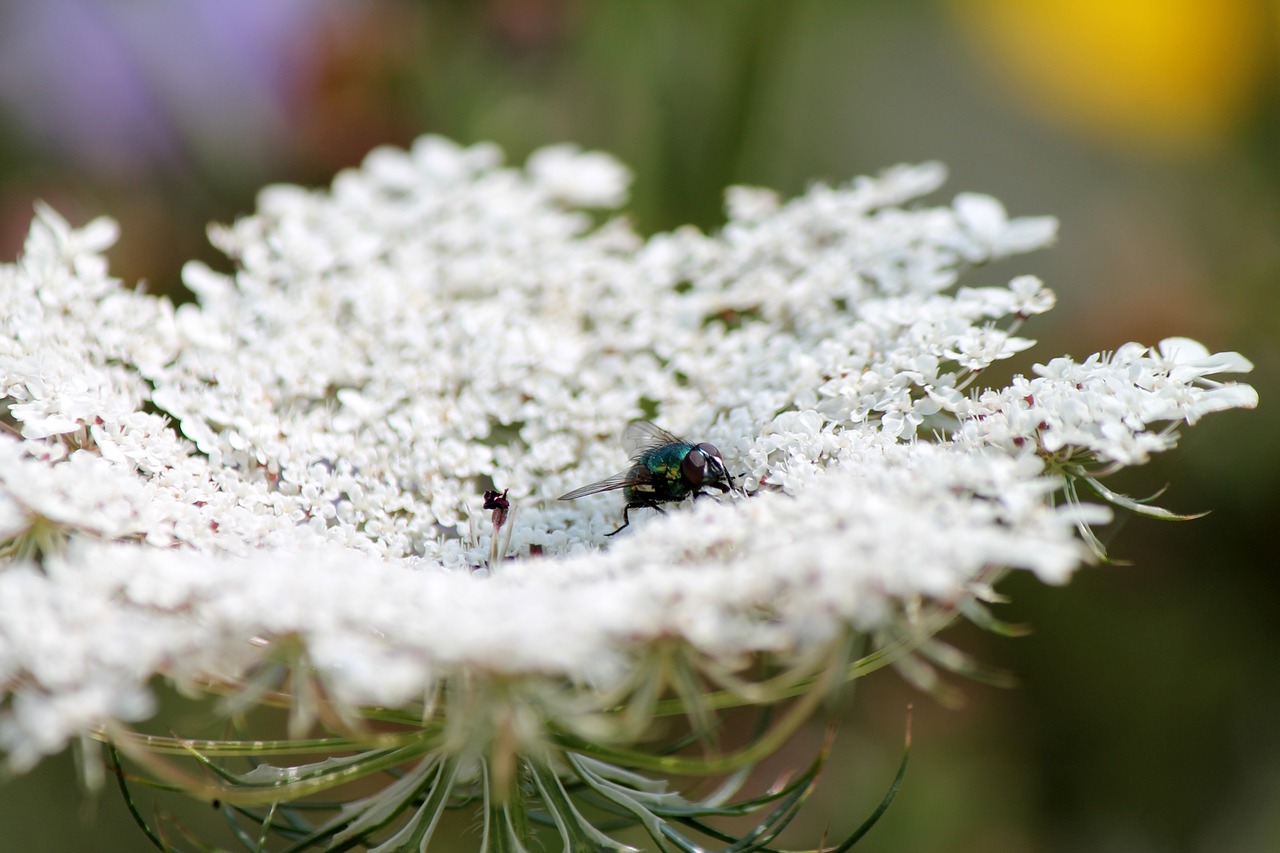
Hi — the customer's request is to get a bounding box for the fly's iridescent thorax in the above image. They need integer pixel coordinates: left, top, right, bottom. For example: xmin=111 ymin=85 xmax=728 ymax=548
xmin=626 ymin=443 xmax=698 ymax=504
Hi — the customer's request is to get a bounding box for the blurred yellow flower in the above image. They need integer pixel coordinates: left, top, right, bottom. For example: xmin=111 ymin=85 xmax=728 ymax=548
xmin=951 ymin=0 xmax=1268 ymax=153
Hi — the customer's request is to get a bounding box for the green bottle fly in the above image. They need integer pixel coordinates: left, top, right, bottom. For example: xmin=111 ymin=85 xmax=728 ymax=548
xmin=559 ymin=421 xmax=737 ymax=535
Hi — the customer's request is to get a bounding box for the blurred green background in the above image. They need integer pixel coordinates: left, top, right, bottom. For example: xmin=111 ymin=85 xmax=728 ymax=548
xmin=1 ymin=1 xmax=1276 ymax=851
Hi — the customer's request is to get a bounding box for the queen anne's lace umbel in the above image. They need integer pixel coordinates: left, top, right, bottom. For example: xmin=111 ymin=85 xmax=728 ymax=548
xmin=0 ymin=137 xmax=1256 ymax=776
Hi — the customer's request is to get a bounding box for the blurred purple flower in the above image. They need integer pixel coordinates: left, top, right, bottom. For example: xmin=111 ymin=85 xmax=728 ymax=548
xmin=0 ymin=0 xmax=349 ymax=179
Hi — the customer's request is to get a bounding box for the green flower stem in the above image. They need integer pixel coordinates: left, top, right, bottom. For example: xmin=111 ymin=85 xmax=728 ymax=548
xmin=106 ymin=722 xmax=445 ymax=807
xmin=98 ymin=729 xmax=411 ymax=758
xmin=555 ymin=645 xmax=841 ymax=777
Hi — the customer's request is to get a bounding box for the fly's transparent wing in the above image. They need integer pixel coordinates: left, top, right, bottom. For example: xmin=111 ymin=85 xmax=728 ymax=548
xmin=558 ymin=469 xmax=637 ymax=501
xmin=622 ymin=420 xmax=685 ymax=459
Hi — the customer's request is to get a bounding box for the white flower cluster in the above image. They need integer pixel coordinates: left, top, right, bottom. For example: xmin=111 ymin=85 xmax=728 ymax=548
xmin=0 ymin=136 xmax=1256 ymax=771
xmin=954 ymin=338 xmax=1258 ymax=465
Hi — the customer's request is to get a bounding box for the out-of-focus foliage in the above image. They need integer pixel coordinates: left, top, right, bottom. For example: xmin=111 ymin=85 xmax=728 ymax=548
xmin=952 ymin=0 xmax=1270 ymax=153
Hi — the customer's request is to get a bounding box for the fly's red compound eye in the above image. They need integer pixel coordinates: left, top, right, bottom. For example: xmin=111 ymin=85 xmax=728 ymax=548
xmin=681 ymin=448 xmax=706 ymax=484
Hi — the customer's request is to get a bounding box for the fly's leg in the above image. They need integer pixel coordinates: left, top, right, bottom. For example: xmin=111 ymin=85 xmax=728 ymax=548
xmin=606 ymin=502 xmax=665 ymax=536
xmin=605 ymin=505 xmax=632 ymax=537
xmin=693 ymin=483 xmax=730 ymax=501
